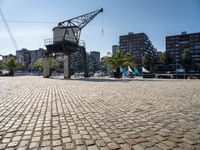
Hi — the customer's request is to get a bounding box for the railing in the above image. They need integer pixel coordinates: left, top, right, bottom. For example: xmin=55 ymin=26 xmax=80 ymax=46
xmin=44 ymin=36 xmax=85 ymax=47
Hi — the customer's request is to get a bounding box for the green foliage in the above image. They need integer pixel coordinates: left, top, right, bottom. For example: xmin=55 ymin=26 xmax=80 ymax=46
xmin=181 ymin=49 xmax=192 ymax=71
xmin=34 ymin=59 xmax=43 ymax=69
xmin=181 ymin=49 xmax=192 ymax=68
xmin=0 ymin=60 xmax=4 ymax=69
xmin=49 ymin=58 xmax=60 ymax=70
xmin=159 ymin=51 xmax=171 ymax=65
xmin=34 ymin=58 xmax=60 ymax=70
xmin=3 ymin=57 xmax=22 ymax=75
xmin=142 ymin=53 xmax=151 ymax=69
xmin=101 ymin=56 xmax=109 ymax=64
xmin=106 ymin=50 xmax=135 ymax=71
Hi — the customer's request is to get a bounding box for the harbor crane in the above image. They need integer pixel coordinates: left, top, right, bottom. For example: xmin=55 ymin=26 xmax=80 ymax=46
xmin=44 ymin=8 xmax=103 ymax=79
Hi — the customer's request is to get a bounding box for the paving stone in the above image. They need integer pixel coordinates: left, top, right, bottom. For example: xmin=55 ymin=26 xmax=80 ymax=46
xmin=88 ymin=145 xmax=99 ymax=150
xmin=76 ymin=145 xmax=87 ymax=150
xmin=132 ymin=145 xmax=145 ymax=150
xmin=182 ymin=137 xmax=199 ymax=145
xmin=85 ymin=139 xmax=95 ymax=146
xmin=75 ymin=139 xmax=84 ymax=145
xmin=134 ymin=137 xmax=147 ymax=143
xmin=107 ymin=142 xmax=120 ymax=149
xmin=7 ymin=141 xmax=19 ymax=147
xmin=120 ymin=143 xmax=132 ymax=150
xmin=53 ymin=146 xmax=63 ymax=150
xmin=62 ymin=137 xmax=72 ymax=143
xmin=163 ymin=140 xmax=177 ymax=148
xmin=41 ymin=140 xmax=51 ymax=147
xmin=0 ymin=77 xmax=200 ymax=149
xmin=95 ymin=139 xmax=106 ymax=147
xmin=0 ymin=144 xmax=7 ymax=149
xmin=156 ymin=143 xmax=170 ymax=150
xmin=65 ymin=143 xmax=74 ymax=149
xmin=72 ymin=134 xmax=82 ymax=140
xmin=29 ymin=142 xmax=40 ymax=149
xmin=53 ymin=140 xmax=62 ymax=146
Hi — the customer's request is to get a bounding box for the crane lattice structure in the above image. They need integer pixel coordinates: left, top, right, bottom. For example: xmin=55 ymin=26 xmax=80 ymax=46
xmin=43 ymin=8 xmax=103 ymax=79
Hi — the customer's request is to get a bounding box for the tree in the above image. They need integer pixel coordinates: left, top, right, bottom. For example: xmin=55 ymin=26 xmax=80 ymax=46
xmin=159 ymin=51 xmax=172 ymax=65
xmin=106 ymin=50 xmax=135 ymax=78
xmin=181 ymin=49 xmax=192 ymax=71
xmin=34 ymin=59 xmax=43 ymax=70
xmin=99 ymin=56 xmax=110 ymax=74
xmin=34 ymin=58 xmax=60 ymax=71
xmin=142 ymin=53 xmax=151 ymax=70
xmin=0 ymin=60 xmax=4 ymax=70
xmin=49 ymin=58 xmax=60 ymax=70
xmin=3 ymin=57 xmax=22 ymax=76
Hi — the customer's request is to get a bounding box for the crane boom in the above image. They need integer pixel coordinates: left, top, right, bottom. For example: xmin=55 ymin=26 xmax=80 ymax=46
xmin=0 ymin=8 xmax=19 ymax=51
xmin=53 ymin=8 xmax=103 ymax=44
xmin=58 ymin=8 xmax=103 ymax=29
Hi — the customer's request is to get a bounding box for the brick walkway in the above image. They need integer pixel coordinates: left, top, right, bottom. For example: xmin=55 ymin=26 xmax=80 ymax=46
xmin=0 ymin=76 xmax=200 ymax=150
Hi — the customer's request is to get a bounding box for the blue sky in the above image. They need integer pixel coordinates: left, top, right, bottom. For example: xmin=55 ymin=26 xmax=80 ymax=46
xmin=0 ymin=0 xmax=200 ymax=57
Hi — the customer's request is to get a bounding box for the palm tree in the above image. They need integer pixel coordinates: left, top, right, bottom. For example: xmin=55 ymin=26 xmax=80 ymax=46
xmin=34 ymin=58 xmax=60 ymax=70
xmin=34 ymin=59 xmax=43 ymax=70
xmin=3 ymin=57 xmax=22 ymax=76
xmin=49 ymin=58 xmax=60 ymax=70
xmin=106 ymin=50 xmax=135 ymax=78
xmin=0 ymin=60 xmax=4 ymax=70
xmin=34 ymin=58 xmax=60 ymax=75
xmin=142 ymin=53 xmax=151 ymax=71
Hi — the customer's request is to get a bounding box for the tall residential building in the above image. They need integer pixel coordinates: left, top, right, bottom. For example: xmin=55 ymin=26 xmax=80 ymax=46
xmin=90 ymin=51 xmax=100 ymax=71
xmin=31 ymin=48 xmax=46 ymax=65
xmin=86 ymin=52 xmax=94 ymax=73
xmin=166 ymin=32 xmax=200 ymax=69
xmin=70 ymin=49 xmax=85 ymax=73
xmin=119 ymin=32 xmax=157 ymax=66
xmin=16 ymin=48 xmax=46 ymax=70
xmin=112 ymin=45 xmax=119 ymax=54
xmin=2 ymin=54 xmax=16 ymax=60
xmin=16 ymin=48 xmax=31 ymax=69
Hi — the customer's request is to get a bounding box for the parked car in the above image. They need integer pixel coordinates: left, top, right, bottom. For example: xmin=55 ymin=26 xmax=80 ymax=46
xmin=94 ymin=71 xmax=103 ymax=77
xmin=0 ymin=69 xmax=10 ymax=76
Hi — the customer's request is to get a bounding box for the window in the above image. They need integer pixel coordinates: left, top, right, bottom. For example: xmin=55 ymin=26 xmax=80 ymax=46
xmin=194 ymin=45 xmax=200 ymax=49
xmin=180 ymin=41 xmax=189 ymax=44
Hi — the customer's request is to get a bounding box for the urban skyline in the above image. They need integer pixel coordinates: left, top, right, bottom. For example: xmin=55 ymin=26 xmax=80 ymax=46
xmin=0 ymin=0 xmax=200 ymax=56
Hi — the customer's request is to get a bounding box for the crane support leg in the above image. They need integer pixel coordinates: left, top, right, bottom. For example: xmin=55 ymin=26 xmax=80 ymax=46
xmin=43 ymin=57 xmax=50 ymax=78
xmin=64 ymin=53 xmax=70 ymax=79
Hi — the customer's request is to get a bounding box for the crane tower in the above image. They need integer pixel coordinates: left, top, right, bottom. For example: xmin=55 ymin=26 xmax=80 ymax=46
xmin=43 ymin=8 xmax=103 ymax=79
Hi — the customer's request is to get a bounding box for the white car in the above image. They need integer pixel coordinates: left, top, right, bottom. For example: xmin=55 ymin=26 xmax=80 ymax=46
xmin=1 ymin=69 xmax=10 ymax=76
xmin=94 ymin=72 xmax=103 ymax=77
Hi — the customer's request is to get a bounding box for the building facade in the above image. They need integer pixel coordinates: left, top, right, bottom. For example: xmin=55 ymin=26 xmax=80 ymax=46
xmin=16 ymin=48 xmax=31 ymax=70
xmin=31 ymin=48 xmax=46 ymax=65
xmin=16 ymin=48 xmax=46 ymax=70
xmin=119 ymin=32 xmax=157 ymax=67
xmin=112 ymin=45 xmax=119 ymax=54
xmin=2 ymin=54 xmax=16 ymax=60
xmin=90 ymin=51 xmax=100 ymax=72
xmin=70 ymin=49 xmax=85 ymax=73
xmin=86 ymin=52 xmax=94 ymax=74
xmin=166 ymin=32 xmax=200 ymax=70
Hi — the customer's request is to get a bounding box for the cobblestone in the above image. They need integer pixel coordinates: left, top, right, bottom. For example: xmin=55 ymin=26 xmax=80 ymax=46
xmin=0 ymin=76 xmax=200 ymax=149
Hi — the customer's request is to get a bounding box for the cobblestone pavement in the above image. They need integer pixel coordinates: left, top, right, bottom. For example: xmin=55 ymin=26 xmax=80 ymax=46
xmin=0 ymin=76 xmax=200 ymax=150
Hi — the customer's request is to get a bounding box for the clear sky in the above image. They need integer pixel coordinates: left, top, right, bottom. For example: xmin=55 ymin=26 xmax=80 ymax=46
xmin=0 ymin=0 xmax=200 ymax=57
